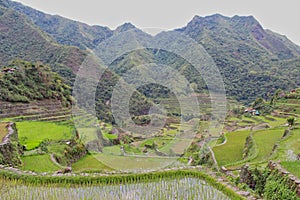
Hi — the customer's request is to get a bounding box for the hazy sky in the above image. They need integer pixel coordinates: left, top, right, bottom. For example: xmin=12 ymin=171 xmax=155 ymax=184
xmin=14 ymin=0 xmax=300 ymax=45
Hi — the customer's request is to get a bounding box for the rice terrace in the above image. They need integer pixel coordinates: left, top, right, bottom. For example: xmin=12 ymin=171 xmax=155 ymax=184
xmin=0 ymin=0 xmax=300 ymax=199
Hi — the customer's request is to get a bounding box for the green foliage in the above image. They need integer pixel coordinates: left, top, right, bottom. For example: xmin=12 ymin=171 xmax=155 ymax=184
xmin=270 ymin=89 xmax=283 ymax=106
xmin=0 ymin=60 xmax=72 ymax=105
xmin=0 ymin=123 xmax=23 ymax=166
xmin=74 ymin=69 xmax=153 ymax=124
xmin=243 ymin=135 xmax=254 ymax=159
xmin=63 ymin=140 xmax=87 ymax=165
xmin=180 ymin=15 xmax=300 ymax=103
xmin=252 ymin=168 xmax=269 ymax=197
xmin=264 ymin=171 xmax=298 ymax=200
xmin=183 ymin=143 xmax=212 ymax=166
xmin=5 ymin=0 xmax=113 ymax=50
xmin=287 ymin=117 xmax=295 ymax=127
xmin=0 ymin=6 xmax=86 ymax=84
xmin=1 ymin=3 xmax=300 ymax=108
xmin=108 ymin=41 xmax=299 ymax=105
xmin=39 ymin=140 xmax=49 ymax=153
xmin=252 ymin=97 xmax=274 ymax=114
xmin=241 ymin=167 xmax=298 ymax=199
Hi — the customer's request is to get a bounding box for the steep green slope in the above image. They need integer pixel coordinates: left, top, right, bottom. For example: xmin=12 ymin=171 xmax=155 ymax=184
xmin=179 ymin=14 xmax=300 ymax=61
xmin=0 ymin=5 xmax=87 ymax=85
xmin=0 ymin=5 xmax=152 ymax=124
xmin=0 ymin=60 xmax=72 ymax=105
xmin=177 ymin=14 xmax=300 ymax=102
xmin=1 ymin=0 xmax=113 ymax=50
xmin=1 ymin=0 xmax=300 ymax=110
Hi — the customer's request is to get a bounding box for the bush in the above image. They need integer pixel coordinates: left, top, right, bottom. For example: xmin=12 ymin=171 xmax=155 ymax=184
xmin=264 ymin=172 xmax=298 ymax=200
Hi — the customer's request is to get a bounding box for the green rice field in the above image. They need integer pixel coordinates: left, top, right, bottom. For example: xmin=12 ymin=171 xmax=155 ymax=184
xmin=17 ymin=121 xmax=73 ymax=150
xmin=0 ymin=177 xmax=230 ymax=200
xmin=213 ymin=130 xmax=250 ymax=166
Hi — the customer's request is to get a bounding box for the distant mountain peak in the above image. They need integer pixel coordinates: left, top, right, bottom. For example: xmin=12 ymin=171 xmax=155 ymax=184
xmin=231 ymin=15 xmax=260 ymax=26
xmin=178 ymin=13 xmax=300 ymax=60
xmin=189 ymin=14 xmax=259 ymax=26
xmin=190 ymin=14 xmax=228 ymax=23
xmin=232 ymin=15 xmax=256 ymax=20
xmin=114 ymin=22 xmax=137 ymax=34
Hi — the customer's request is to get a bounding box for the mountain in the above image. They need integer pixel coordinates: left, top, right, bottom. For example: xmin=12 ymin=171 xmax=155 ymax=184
xmin=1 ymin=0 xmax=300 ymax=105
xmin=0 ymin=0 xmax=137 ymax=50
xmin=0 ymin=0 xmax=113 ymax=50
xmin=176 ymin=14 xmax=300 ymax=102
xmin=114 ymin=23 xmax=137 ymax=35
xmin=107 ymin=14 xmax=300 ymax=103
xmin=0 ymin=4 xmax=89 ymax=87
xmin=178 ymin=14 xmax=300 ymax=60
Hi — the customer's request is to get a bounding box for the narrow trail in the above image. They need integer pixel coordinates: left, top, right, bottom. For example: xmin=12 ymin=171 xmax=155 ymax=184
xmin=50 ymin=154 xmax=65 ymax=168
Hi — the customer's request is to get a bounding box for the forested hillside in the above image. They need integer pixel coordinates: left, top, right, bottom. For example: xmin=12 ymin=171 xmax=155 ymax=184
xmin=0 ymin=60 xmax=72 ymax=105
xmin=177 ymin=14 xmax=300 ymax=102
xmin=0 ymin=0 xmax=299 ymax=107
xmin=0 ymin=4 xmax=86 ymax=86
xmin=0 ymin=0 xmax=113 ymax=50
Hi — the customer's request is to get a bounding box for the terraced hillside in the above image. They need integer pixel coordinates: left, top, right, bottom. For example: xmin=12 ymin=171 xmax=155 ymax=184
xmin=0 ymin=100 xmax=71 ymax=122
xmin=0 ymin=60 xmax=74 ymax=124
xmin=212 ymin=89 xmax=300 ymax=176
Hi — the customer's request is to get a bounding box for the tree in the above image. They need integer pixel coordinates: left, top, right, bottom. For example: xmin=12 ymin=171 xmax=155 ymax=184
xmin=287 ymin=117 xmax=295 ymax=128
xmin=38 ymin=140 xmax=49 ymax=154
xmin=253 ymin=97 xmax=264 ymax=109
xmin=270 ymin=89 xmax=282 ymax=106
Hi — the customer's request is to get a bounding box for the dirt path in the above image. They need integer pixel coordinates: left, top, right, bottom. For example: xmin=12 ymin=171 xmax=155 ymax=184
xmin=50 ymin=153 xmax=65 ymax=168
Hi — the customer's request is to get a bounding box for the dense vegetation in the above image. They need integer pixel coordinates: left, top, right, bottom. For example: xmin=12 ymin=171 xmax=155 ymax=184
xmin=75 ymin=69 xmax=153 ymax=123
xmin=1 ymin=0 xmax=113 ymax=50
xmin=0 ymin=1 xmax=299 ymax=199
xmin=2 ymin=0 xmax=300 ymax=104
xmin=238 ymin=167 xmax=299 ymax=199
xmin=0 ymin=60 xmax=72 ymax=105
xmin=177 ymin=15 xmax=300 ymax=103
xmin=0 ymin=4 xmax=86 ymax=85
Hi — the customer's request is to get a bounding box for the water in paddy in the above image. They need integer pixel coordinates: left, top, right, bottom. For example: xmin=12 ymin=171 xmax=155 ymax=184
xmin=1 ymin=177 xmax=230 ymax=200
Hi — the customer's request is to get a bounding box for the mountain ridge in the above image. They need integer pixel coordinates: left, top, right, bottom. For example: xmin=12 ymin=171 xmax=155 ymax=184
xmin=0 ymin=0 xmax=113 ymax=50
xmin=179 ymin=13 xmax=300 ymax=60
xmin=0 ymin=0 xmax=299 ymax=104
xmin=4 ymin=0 xmax=300 ymax=58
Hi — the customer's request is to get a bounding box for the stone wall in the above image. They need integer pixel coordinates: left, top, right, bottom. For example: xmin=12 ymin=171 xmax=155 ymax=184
xmin=0 ymin=122 xmax=23 ymax=166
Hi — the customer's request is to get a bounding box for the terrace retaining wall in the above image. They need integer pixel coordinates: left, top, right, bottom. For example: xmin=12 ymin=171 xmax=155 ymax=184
xmin=0 ymin=122 xmax=23 ymax=166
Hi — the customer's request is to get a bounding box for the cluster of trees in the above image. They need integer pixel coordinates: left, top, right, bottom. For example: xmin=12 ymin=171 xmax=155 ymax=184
xmin=0 ymin=60 xmax=72 ymax=106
